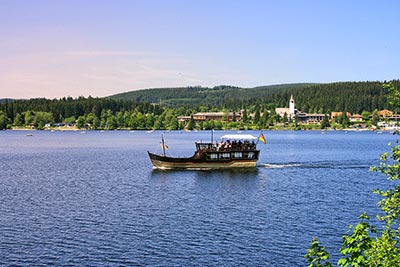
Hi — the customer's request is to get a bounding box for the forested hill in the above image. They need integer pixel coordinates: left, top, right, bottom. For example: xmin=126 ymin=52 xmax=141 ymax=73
xmin=108 ymin=81 xmax=399 ymax=114
xmin=0 ymin=99 xmax=14 ymax=104
xmin=1 ymin=81 xmax=399 ymax=126
xmin=108 ymin=83 xmax=314 ymax=108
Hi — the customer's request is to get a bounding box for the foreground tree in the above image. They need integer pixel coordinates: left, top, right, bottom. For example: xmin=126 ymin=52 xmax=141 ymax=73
xmin=306 ymin=83 xmax=400 ymax=266
xmin=305 ymin=238 xmax=332 ymax=267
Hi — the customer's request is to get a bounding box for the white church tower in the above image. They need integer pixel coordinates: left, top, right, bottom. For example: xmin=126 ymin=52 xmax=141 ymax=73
xmin=275 ymin=94 xmax=297 ymax=119
xmin=289 ymin=94 xmax=295 ymax=117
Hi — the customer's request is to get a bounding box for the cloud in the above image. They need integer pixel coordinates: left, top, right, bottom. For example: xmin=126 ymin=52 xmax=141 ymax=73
xmin=0 ymin=50 xmax=210 ymax=98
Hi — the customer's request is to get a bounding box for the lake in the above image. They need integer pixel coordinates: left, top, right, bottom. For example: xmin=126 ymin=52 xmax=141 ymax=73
xmin=0 ymin=130 xmax=396 ymax=266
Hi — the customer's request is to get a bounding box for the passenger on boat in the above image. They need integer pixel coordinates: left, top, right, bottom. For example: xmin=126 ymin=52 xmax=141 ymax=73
xmin=231 ymin=140 xmax=237 ymax=148
xmin=217 ymin=141 xmax=224 ymax=151
xmin=224 ymin=140 xmax=231 ymax=149
xmin=250 ymin=141 xmax=256 ymax=149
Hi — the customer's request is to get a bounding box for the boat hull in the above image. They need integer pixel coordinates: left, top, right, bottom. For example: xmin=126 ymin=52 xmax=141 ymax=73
xmin=148 ymin=151 xmax=258 ymax=169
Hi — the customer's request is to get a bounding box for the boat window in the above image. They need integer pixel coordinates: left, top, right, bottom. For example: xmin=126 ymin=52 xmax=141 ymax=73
xmin=208 ymin=153 xmax=218 ymax=160
xmin=233 ymin=152 xmax=243 ymax=158
xmin=247 ymin=152 xmax=254 ymax=159
xmin=198 ymin=144 xmax=208 ymax=149
xmin=220 ymin=153 xmax=230 ymax=159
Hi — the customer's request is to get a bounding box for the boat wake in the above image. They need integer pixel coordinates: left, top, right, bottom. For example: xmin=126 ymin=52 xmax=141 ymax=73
xmin=262 ymin=161 xmax=372 ymax=170
xmin=262 ymin=163 xmax=302 ymax=169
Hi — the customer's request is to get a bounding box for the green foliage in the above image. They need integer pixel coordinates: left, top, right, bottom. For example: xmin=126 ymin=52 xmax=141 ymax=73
xmin=186 ymin=115 xmax=195 ymax=130
xmin=106 ymin=115 xmax=118 ymax=130
xmin=361 ymin=111 xmax=371 ymax=121
xmin=107 ymin=81 xmax=400 ymax=113
xmin=338 ymin=213 xmax=374 ymax=267
xmin=342 ymin=112 xmax=350 ymax=128
xmin=85 ymin=113 xmax=98 ymax=129
xmin=305 ymin=238 xmax=332 ymax=267
xmin=24 ymin=111 xmax=33 ymax=125
xmin=371 ymin=110 xmax=380 ymax=126
xmin=76 ymin=116 xmax=85 ymax=129
xmin=385 ymin=82 xmax=400 ymax=113
xmin=368 ymin=231 xmax=400 ymax=267
xmin=367 ymin=135 xmax=400 ymax=266
xmin=321 ymin=115 xmax=330 ymax=129
xmin=1 ymin=81 xmax=399 ymax=131
xmin=0 ymin=111 xmax=7 ymax=130
xmin=253 ymin=109 xmax=261 ymax=124
xmin=37 ymin=112 xmax=53 ymax=128
xmin=13 ymin=113 xmax=22 ymax=126
xmin=0 ymin=96 xmax=163 ymax=125
xmin=64 ymin=116 xmax=76 ymax=124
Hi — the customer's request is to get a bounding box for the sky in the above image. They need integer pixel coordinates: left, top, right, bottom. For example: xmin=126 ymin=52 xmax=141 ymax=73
xmin=0 ymin=0 xmax=399 ymax=99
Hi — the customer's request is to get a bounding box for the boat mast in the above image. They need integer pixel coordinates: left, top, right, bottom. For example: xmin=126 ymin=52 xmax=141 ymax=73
xmin=161 ymin=134 xmax=166 ymax=157
xmin=211 ymin=129 xmax=214 ymax=144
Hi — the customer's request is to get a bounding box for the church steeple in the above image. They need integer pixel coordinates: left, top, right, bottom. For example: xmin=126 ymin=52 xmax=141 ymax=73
xmin=289 ymin=94 xmax=295 ymax=115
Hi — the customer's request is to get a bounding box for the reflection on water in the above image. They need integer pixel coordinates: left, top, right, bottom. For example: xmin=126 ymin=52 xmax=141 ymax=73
xmin=151 ymin=167 xmax=259 ymax=176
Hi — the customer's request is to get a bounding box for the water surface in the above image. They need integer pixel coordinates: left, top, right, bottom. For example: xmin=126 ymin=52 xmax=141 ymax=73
xmin=0 ymin=130 xmax=395 ymax=266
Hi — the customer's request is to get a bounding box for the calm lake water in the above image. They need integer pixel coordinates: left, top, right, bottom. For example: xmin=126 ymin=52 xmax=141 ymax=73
xmin=0 ymin=130 xmax=397 ymax=266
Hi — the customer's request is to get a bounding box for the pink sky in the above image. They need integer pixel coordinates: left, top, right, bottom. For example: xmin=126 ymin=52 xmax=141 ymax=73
xmin=1 ymin=0 xmax=399 ymax=99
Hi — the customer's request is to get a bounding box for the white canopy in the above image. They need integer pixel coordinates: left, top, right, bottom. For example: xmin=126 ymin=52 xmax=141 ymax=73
xmin=220 ymin=134 xmax=257 ymax=140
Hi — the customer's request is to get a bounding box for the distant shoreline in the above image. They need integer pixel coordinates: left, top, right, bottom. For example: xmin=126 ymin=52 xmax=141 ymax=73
xmin=11 ymin=126 xmax=80 ymax=131
xmin=6 ymin=127 xmax=390 ymax=132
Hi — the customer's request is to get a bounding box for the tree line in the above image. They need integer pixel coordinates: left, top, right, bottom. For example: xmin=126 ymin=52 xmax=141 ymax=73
xmin=0 ymin=81 xmax=399 ymax=130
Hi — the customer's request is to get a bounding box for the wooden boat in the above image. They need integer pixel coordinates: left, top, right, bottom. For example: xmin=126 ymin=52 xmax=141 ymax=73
xmin=148 ymin=134 xmax=262 ymax=169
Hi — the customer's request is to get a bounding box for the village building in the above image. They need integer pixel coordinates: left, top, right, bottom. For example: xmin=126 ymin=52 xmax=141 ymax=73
xmin=297 ymin=112 xmax=326 ymax=124
xmin=275 ymin=95 xmax=296 ymax=119
xmin=275 ymin=95 xmax=326 ymax=123
xmin=193 ymin=112 xmax=240 ymax=122
xmin=177 ymin=116 xmax=191 ymax=122
xmin=177 ymin=99 xmax=399 ymax=126
xmin=330 ymin=112 xmax=342 ymax=120
xmin=379 ymin=113 xmax=400 ymax=126
xmin=330 ymin=112 xmax=352 ymax=121
xmin=379 ymin=109 xmax=394 ymax=117
xmin=349 ymin=114 xmax=363 ymax=122
xmin=330 ymin=110 xmax=399 ymax=123
xmin=375 ymin=109 xmax=399 ymax=123
xmin=178 ymin=112 xmax=241 ymax=122
xmin=390 ymin=114 xmax=400 ymax=122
